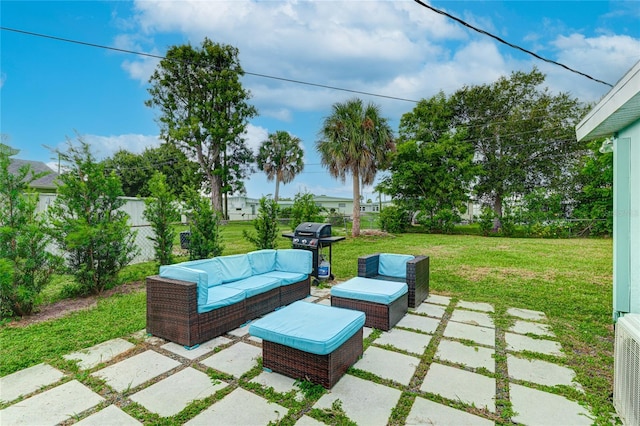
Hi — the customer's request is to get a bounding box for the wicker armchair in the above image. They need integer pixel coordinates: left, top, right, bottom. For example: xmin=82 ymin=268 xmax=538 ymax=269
xmin=357 ymin=253 xmax=429 ymax=308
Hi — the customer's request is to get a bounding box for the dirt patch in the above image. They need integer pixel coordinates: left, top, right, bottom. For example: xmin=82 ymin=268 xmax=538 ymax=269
xmin=454 ymin=265 xmax=554 ymax=282
xmin=359 ymin=229 xmax=394 ymax=237
xmin=5 ymin=281 xmax=146 ymax=328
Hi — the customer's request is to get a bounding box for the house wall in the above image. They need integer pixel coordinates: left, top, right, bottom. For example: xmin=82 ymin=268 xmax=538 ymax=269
xmin=614 ymin=122 xmax=640 ymax=318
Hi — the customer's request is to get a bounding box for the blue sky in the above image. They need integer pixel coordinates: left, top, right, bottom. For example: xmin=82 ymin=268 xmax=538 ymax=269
xmin=2 ymin=0 xmax=639 ymax=200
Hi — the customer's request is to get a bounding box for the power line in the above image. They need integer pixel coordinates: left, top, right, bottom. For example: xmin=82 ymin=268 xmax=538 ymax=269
xmin=0 ymin=26 xmax=419 ymax=103
xmin=412 ymin=0 xmax=614 ymax=88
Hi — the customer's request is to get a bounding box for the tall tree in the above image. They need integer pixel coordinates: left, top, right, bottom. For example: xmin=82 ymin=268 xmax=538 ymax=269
xmin=452 ymin=68 xmax=588 ymax=230
xmin=379 ymin=93 xmax=476 ymax=233
xmin=256 ymin=131 xmax=304 ymax=202
xmin=146 ymin=38 xmax=257 ymax=213
xmin=572 ymin=139 xmax=613 ymax=235
xmin=317 ymin=98 xmax=395 ymax=237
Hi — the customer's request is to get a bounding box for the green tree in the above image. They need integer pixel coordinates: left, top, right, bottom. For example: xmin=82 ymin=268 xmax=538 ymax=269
xmin=317 ymin=98 xmax=395 ymax=237
xmin=378 ymin=92 xmax=476 ymax=233
xmin=290 ymin=192 xmax=324 ymax=230
xmin=146 ymin=38 xmax=257 ymax=213
xmin=572 ymin=139 xmax=613 ymax=235
xmin=243 ymin=196 xmax=280 ymax=249
xmin=184 ymin=187 xmax=223 ymax=260
xmin=0 ymin=148 xmax=61 ymax=316
xmin=102 ymin=144 xmax=202 ymax=199
xmin=144 ymin=172 xmax=180 ymax=265
xmin=47 ymin=139 xmax=138 ymax=295
xmin=256 ymin=131 xmax=305 ymax=202
xmin=453 ymin=68 xmax=588 ymax=231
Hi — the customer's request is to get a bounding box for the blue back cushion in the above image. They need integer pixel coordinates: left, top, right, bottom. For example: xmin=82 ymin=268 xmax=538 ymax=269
xmin=275 ymin=249 xmax=312 ymax=274
xmin=212 ymin=254 xmax=253 ymax=283
xmin=378 ymin=253 xmax=414 ymax=278
xmin=175 ymin=259 xmax=223 ymax=287
xmin=247 ymin=249 xmax=277 ymax=274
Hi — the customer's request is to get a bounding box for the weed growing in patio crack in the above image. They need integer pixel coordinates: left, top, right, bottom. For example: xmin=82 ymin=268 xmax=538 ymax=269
xmin=295 ymin=380 xmax=325 ymax=400
xmin=309 ymin=399 xmax=357 ymax=426
xmin=206 ymin=368 xmax=234 ymax=383
xmin=388 ymin=391 xmax=416 ymax=425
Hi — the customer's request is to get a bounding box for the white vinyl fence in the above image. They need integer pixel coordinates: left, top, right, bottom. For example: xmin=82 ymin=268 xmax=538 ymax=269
xmin=36 ymin=194 xmax=157 ymax=265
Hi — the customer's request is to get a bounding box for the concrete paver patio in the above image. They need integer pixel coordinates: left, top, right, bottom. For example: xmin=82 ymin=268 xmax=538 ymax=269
xmin=0 ymin=293 xmax=596 ymax=425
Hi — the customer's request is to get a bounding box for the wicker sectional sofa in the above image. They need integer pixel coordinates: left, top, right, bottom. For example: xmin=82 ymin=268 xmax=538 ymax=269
xmin=146 ymin=249 xmax=312 ymax=347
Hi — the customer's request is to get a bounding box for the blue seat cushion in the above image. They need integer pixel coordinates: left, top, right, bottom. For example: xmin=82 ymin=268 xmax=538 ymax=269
xmin=198 ymin=286 xmax=246 ymax=314
xmin=249 ymin=301 xmax=365 ymax=355
xmin=378 ymin=253 xmax=414 ymax=278
xmin=222 ymin=275 xmax=280 ymax=298
xmin=260 ymin=271 xmax=308 ymax=286
xmin=330 ymin=277 xmax=408 ymax=305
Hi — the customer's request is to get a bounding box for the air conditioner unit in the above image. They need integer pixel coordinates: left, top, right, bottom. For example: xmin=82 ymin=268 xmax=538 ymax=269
xmin=614 ymin=313 xmax=640 ymax=425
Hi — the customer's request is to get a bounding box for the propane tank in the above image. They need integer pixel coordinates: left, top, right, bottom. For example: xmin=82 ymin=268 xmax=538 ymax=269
xmin=318 ymin=257 xmax=330 ymax=279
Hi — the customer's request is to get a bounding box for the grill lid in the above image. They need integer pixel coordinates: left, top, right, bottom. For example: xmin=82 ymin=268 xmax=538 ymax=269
xmin=294 ymin=222 xmax=332 ymax=238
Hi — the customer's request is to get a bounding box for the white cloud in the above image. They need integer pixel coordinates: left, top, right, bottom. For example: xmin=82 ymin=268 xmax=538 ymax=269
xmin=76 ymin=133 xmax=162 ymax=159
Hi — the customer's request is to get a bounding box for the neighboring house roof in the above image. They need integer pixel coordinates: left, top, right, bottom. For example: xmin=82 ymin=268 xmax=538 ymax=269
xmin=8 ymin=158 xmax=59 ymax=190
xmin=576 ymin=60 xmax=640 ymax=141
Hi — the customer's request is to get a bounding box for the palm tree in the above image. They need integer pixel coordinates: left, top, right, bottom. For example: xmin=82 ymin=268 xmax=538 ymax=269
xmin=256 ymin=131 xmax=304 ymax=202
xmin=317 ymin=98 xmax=395 ymax=237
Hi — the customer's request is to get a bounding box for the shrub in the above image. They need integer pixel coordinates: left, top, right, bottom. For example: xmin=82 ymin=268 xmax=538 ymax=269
xmin=184 ymin=187 xmax=223 ymax=260
xmin=243 ymin=196 xmax=279 ymax=249
xmin=478 ymin=206 xmax=495 ymax=236
xmin=290 ymin=192 xmax=325 ymax=230
xmin=47 ymin=140 xmax=138 ymax=295
xmin=378 ymin=205 xmax=408 ymax=233
xmin=0 ymin=149 xmax=62 ymax=316
xmin=143 ymin=172 xmax=180 ymax=265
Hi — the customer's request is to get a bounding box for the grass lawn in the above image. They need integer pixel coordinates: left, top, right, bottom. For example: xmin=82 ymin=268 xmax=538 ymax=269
xmin=0 ymin=222 xmax=614 ymax=423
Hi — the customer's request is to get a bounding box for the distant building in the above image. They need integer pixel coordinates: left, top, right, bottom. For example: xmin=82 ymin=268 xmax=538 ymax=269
xmin=8 ymin=159 xmax=59 ymax=193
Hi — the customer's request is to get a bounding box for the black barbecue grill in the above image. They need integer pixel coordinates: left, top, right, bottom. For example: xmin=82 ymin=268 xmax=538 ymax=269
xmin=283 ymin=222 xmax=345 ymax=281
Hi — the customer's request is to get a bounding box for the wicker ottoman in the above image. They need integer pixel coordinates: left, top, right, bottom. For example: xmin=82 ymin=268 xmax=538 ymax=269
xmin=249 ymin=301 xmax=365 ymax=388
xmin=330 ymin=277 xmax=408 ymax=331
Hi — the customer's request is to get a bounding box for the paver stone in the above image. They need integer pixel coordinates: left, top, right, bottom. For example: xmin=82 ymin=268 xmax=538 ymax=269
xmin=162 ymin=336 xmax=232 ymax=360
xmin=505 ymin=332 xmax=564 ymax=357
xmin=450 ymin=309 xmax=494 ymax=328
xmin=354 ymin=346 xmax=419 ymax=385
xmin=457 ymin=300 xmax=494 ymax=312
xmin=509 ymin=320 xmax=554 ymax=337
xmin=0 ymin=380 xmax=104 ymax=426
xmin=421 ymin=363 xmax=495 ymax=411
xmin=509 ymin=383 xmax=592 ymax=425
xmin=425 ymin=294 xmax=451 ymax=306
xmin=75 ymin=405 xmax=141 ymax=425
xmin=396 ymin=313 xmax=440 ymax=334
xmin=64 ymin=338 xmax=135 ymax=370
xmin=375 ymin=328 xmax=432 ymax=355
xmin=507 ymin=307 xmax=547 ymax=321
xmin=130 ymin=367 xmax=226 ymax=417
xmin=507 ymin=355 xmax=579 ymax=389
xmin=0 ymin=363 xmax=64 ymax=403
xmin=406 ymin=396 xmax=494 ymax=425
xmin=250 ymin=371 xmax=303 ymax=400
xmin=185 ymin=387 xmax=287 ymax=425
xmin=200 ymin=342 xmax=261 ymax=377
xmin=314 ymin=375 xmax=402 ymax=426
xmin=92 ymin=350 xmax=181 ymax=392
xmin=414 ymin=303 xmax=446 ymax=318
xmin=435 ymin=339 xmax=495 ymax=372
xmin=444 ymin=321 xmax=495 ymax=347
